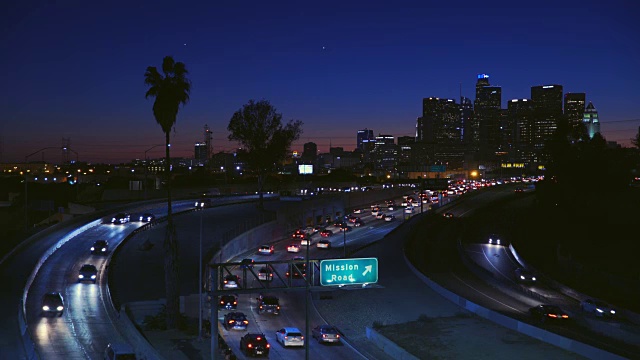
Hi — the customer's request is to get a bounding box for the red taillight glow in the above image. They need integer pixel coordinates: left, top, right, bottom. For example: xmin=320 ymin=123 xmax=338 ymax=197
xmin=247 ymin=344 xmax=252 ymax=348
xmin=562 ymin=315 xmax=569 ymax=318
xmin=548 ymin=314 xmax=557 ymax=318
xmin=266 ymin=344 xmax=270 ymax=348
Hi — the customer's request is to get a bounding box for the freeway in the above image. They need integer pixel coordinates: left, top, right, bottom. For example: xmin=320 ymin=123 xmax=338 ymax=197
xmin=3 ymin=195 xmax=266 ymax=359
xmin=416 ymin=187 xmax=640 ymax=359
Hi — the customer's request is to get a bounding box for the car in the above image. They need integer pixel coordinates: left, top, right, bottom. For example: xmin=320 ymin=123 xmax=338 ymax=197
xmin=317 ymin=239 xmax=331 ymax=249
xmin=352 ymin=208 xmax=362 ymax=214
xmin=218 ymin=294 xmax=238 ymax=310
xmin=104 ymin=342 xmax=136 ymax=360
xmin=240 ymin=333 xmax=270 ymax=357
xmin=515 ymin=187 xmax=524 ymax=193
xmin=375 ymin=212 xmax=385 ymax=219
xmin=258 ymin=245 xmax=274 ymax=255
xmin=257 ymin=294 xmax=280 ymax=315
xmin=320 ymin=229 xmax=333 ymax=237
xmin=371 ymin=208 xmax=381 ymax=216
xmin=240 ymin=258 xmax=255 ymax=268
xmin=195 ymin=198 xmax=212 ymax=208
xmin=291 ymin=229 xmax=306 ymax=239
xmin=338 ymin=224 xmax=351 ymax=231
xmin=257 ymin=266 xmax=273 ymax=281
xmin=312 ymin=324 xmax=341 ymax=344
xmin=580 ymin=298 xmax=616 ymax=317
xmin=384 ymin=214 xmax=395 ymax=222
xmin=138 ymin=213 xmax=156 ymax=222
xmin=223 ymin=311 xmax=249 ymax=330
xmin=404 ymin=206 xmax=414 ymax=214
xmin=515 ymin=267 xmax=537 ymax=283
xmin=387 ymin=204 xmax=396 ymax=211
xmin=529 ymin=304 xmax=569 ymax=322
xmin=223 ymin=274 xmax=240 ymax=289
xmin=91 ymin=240 xmax=109 ymax=255
xmin=300 ymin=237 xmax=311 ymax=246
xmin=287 ymin=243 xmax=301 ymax=253
xmin=487 ymin=233 xmax=503 ymax=246
xmin=333 ymin=221 xmax=346 ymax=228
xmin=354 ymin=219 xmax=364 ymax=227
xmin=347 ymin=215 xmax=359 ymax=223
xmin=286 ymin=263 xmax=307 ymax=278
xmin=78 ymin=264 xmax=98 ymax=283
xmin=111 ymin=212 xmax=130 ymax=224
xmin=443 ymin=212 xmax=454 ymax=219
xmin=304 ymin=226 xmax=318 ymax=235
xmin=41 ymin=292 xmax=64 ymax=317
xmin=276 ymin=327 xmax=305 ymax=347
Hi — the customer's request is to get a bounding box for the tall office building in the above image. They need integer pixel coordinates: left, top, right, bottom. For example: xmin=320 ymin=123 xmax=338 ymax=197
xmin=583 ymin=102 xmax=600 ymax=139
xmin=564 ymin=93 xmax=586 ymax=141
xmin=460 ymin=97 xmax=475 ymax=146
xmin=371 ymin=134 xmax=397 ymax=172
xmin=356 ymin=129 xmax=374 ymax=151
xmin=302 ymin=142 xmax=318 ymax=163
xmin=474 ymin=74 xmax=502 ymax=167
xmin=194 ymin=142 xmax=207 ymax=165
xmin=416 ymin=97 xmax=465 ymax=169
xmin=507 ymin=99 xmax=535 ymax=164
xmin=531 ymin=85 xmax=563 ymax=162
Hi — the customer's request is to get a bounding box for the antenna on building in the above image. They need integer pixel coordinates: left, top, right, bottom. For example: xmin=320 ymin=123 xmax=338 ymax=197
xmin=62 ymin=137 xmax=71 ymax=164
xmin=204 ymin=124 xmax=212 ymax=160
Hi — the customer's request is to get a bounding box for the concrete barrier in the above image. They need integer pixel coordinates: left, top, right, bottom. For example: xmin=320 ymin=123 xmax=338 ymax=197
xmin=404 ymin=242 xmax=627 ymax=360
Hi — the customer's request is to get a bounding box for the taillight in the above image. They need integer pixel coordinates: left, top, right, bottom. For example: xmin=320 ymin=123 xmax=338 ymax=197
xmin=562 ymin=315 xmax=569 ymax=318
xmin=548 ymin=314 xmax=557 ymax=318
xmin=266 ymin=344 xmax=270 ymax=348
xmin=247 ymin=344 xmax=253 ymax=348
xmin=243 ymin=320 xmax=248 ymax=324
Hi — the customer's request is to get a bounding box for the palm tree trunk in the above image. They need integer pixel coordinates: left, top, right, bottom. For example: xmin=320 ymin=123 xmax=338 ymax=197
xmin=164 ymin=131 xmax=180 ymax=329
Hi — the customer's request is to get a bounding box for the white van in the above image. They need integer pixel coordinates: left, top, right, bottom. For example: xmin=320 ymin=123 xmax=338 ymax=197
xmin=104 ymin=342 xmax=136 ymax=360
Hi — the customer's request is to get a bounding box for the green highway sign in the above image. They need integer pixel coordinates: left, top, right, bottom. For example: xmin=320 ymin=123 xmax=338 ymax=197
xmin=320 ymin=257 xmax=378 ymax=286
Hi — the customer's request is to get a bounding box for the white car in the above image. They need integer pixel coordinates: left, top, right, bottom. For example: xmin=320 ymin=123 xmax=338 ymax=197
xmin=580 ymin=298 xmax=616 ymax=317
xmin=287 ymin=244 xmax=300 ymax=253
xmin=352 ymin=209 xmax=362 ymax=214
xmin=276 ymin=327 xmax=305 ymax=347
xmin=316 ymin=239 xmax=331 ymax=249
xmin=258 ymin=245 xmax=274 ymax=255
xmin=300 ymin=238 xmax=311 ymax=246
xmin=371 ymin=208 xmax=381 ymax=216
xmin=404 ymin=206 xmax=414 ymax=214
xmin=384 ymin=214 xmax=395 ymax=222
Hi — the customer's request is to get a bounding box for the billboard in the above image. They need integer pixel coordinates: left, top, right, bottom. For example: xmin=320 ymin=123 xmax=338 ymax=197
xmin=298 ymin=164 xmax=313 ymax=175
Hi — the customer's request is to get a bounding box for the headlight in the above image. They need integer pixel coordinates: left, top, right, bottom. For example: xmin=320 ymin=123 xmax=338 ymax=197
xmin=79 ymin=275 xmax=84 ymax=279
xmin=91 ymin=275 xmax=96 ymax=279
xmin=610 ymin=310 xmax=616 ymax=314
xmin=596 ymin=308 xmax=604 ymax=313
xmin=57 ymin=306 xmax=64 ymax=311
xmin=531 ymin=277 xmax=536 ymax=281
xmin=520 ymin=275 xmax=525 ymax=280
xmin=43 ymin=305 xmax=50 ymax=311
xmin=496 ymin=240 xmax=501 ymax=245
xmin=90 ymin=247 xmax=95 ymax=251
xmin=102 ymin=248 xmax=106 ymax=252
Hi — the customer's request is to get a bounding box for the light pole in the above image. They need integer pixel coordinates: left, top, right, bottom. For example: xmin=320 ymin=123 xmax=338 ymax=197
xmin=343 ymin=226 xmax=347 ymax=258
xmin=144 ymin=144 xmax=165 ymax=200
xmin=198 ymin=207 xmax=203 ymax=340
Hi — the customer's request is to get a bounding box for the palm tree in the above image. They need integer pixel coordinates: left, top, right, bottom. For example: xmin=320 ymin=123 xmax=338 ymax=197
xmin=144 ymin=56 xmax=191 ymax=329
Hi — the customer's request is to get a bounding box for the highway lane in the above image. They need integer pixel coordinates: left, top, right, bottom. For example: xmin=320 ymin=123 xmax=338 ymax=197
xmin=434 ymin=187 xmax=640 ymax=358
xmin=212 ymin=193 xmax=445 ymax=359
xmin=19 ymin=195 xmax=265 ymax=359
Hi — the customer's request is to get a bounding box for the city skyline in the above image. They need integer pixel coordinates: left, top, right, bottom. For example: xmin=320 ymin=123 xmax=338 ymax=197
xmin=2 ymin=1 xmax=639 ymax=164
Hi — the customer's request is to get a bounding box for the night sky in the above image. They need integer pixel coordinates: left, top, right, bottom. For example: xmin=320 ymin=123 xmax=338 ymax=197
xmin=2 ymin=0 xmax=639 ymax=164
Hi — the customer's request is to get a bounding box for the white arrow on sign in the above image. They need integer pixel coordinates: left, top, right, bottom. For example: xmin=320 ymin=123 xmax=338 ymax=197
xmin=362 ymin=265 xmax=372 ymax=276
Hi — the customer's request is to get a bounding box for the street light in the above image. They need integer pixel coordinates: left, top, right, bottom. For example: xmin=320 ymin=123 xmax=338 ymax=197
xmin=198 ymin=207 xmax=203 ymax=340
xmin=144 ymin=144 xmax=165 ymax=200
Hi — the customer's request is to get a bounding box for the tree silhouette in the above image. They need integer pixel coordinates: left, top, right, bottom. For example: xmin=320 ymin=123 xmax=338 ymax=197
xmin=144 ymin=56 xmax=191 ymax=329
xmin=227 ymin=99 xmax=303 ymax=208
